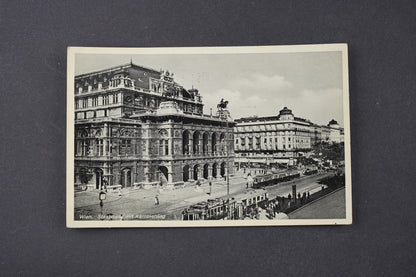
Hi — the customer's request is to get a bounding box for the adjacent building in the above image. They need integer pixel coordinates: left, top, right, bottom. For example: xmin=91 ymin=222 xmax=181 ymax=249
xmin=234 ymin=107 xmax=343 ymax=167
xmin=74 ymin=62 xmax=235 ymax=190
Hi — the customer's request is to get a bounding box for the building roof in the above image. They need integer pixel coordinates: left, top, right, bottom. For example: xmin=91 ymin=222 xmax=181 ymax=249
xmin=75 ymin=62 xmax=160 ymax=79
xmin=279 ymin=106 xmax=293 ymax=115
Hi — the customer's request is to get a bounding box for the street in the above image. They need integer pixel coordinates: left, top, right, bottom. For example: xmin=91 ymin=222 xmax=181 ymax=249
xmin=74 ymin=171 xmax=335 ymax=221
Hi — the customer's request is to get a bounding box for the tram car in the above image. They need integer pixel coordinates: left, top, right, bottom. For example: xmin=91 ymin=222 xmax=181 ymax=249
xmin=182 ymin=198 xmax=228 ymax=221
xmin=182 ymin=191 xmax=270 ymax=221
xmin=234 ymin=190 xmax=269 ymax=219
xmin=252 ymin=170 xmax=301 ymax=189
xmin=304 ymin=167 xmax=318 ymax=175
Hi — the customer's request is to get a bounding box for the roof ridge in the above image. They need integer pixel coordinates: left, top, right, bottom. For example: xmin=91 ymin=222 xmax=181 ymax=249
xmin=75 ymin=62 xmax=160 ymax=79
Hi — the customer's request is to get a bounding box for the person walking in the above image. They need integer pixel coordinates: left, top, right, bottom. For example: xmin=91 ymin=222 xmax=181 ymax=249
xmin=154 ymin=195 xmax=159 ymax=206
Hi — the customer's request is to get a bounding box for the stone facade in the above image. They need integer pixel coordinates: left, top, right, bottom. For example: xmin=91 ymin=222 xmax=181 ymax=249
xmin=74 ymin=63 xmax=234 ymax=190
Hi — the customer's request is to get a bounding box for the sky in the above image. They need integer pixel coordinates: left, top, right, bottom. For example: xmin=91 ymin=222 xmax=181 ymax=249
xmin=75 ymin=51 xmax=345 ymax=126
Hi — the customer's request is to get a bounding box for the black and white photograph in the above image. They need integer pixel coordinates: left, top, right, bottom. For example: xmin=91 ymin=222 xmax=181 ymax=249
xmin=66 ymin=44 xmax=351 ymax=227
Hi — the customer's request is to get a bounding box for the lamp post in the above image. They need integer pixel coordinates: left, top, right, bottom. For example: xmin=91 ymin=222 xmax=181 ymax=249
xmin=99 ymin=191 xmax=106 ymax=216
xmin=218 ymin=98 xmax=231 ymax=219
xmin=226 ymin=115 xmax=230 ymax=218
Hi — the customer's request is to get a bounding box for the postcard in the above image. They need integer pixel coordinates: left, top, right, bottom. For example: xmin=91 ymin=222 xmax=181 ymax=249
xmin=67 ymin=44 xmax=352 ymax=227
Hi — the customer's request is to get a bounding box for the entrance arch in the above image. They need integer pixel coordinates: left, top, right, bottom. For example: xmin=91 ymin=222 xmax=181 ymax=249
xmin=193 ymin=164 xmax=199 ymax=180
xmin=158 ymin=166 xmax=168 ymax=185
xmin=121 ymin=168 xmax=132 ymax=188
xmin=203 ymin=164 xmax=209 ymax=179
xmin=183 ymin=165 xmax=190 ymax=182
xmin=220 ymin=162 xmax=226 ymax=177
xmin=94 ymin=168 xmax=103 ymax=189
xmin=79 ymin=168 xmax=89 ymax=185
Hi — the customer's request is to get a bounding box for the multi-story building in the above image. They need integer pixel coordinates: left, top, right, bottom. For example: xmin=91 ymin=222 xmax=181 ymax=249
xmin=74 ymin=62 xmax=234 ymax=190
xmin=234 ymin=107 xmax=312 ymax=166
xmin=234 ymin=107 xmax=344 ymax=167
xmin=327 ymin=119 xmax=343 ymax=143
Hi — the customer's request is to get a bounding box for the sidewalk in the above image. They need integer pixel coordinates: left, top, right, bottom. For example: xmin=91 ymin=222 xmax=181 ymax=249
xmin=74 ymin=175 xmax=248 ymax=210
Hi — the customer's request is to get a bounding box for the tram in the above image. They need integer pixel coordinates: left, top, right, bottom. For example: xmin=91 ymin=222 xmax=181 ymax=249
xmin=252 ymin=170 xmax=301 ymax=189
xmin=182 ymin=191 xmax=270 ymax=221
xmin=304 ymin=167 xmax=319 ymax=175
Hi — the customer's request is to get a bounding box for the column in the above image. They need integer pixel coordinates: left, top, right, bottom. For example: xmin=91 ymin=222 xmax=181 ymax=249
xmin=167 ymin=165 xmax=173 ymax=184
xmin=214 ymin=164 xmax=220 ymax=178
xmin=189 ymin=166 xmax=193 ymax=180
xmin=207 ymin=139 xmax=212 ymax=156
xmin=115 ymin=171 xmax=121 ymax=187
xmin=198 ymin=165 xmax=203 ymax=180
xmin=169 ymin=127 xmax=174 ymax=156
xmin=198 ymin=136 xmax=203 ymax=156
xmin=144 ymin=166 xmax=150 ymax=183
xmin=208 ymin=165 xmax=213 ymax=180
xmin=168 ymin=172 xmax=174 ymax=184
xmin=189 ymin=135 xmax=193 ymax=156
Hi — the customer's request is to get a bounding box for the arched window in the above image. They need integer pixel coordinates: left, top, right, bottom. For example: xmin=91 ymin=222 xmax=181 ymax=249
xmin=202 ymin=132 xmax=209 ymax=155
xmin=182 ymin=130 xmax=190 ymax=155
xmin=193 ymin=131 xmax=200 ymax=155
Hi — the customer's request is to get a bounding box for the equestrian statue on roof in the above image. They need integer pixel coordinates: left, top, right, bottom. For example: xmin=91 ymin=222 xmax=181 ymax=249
xmin=217 ymin=98 xmax=229 ymax=110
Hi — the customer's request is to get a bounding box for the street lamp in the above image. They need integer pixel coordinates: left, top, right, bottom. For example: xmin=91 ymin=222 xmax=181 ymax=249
xmin=99 ymin=191 xmax=106 ymax=216
xmin=217 ymin=98 xmax=231 ymax=219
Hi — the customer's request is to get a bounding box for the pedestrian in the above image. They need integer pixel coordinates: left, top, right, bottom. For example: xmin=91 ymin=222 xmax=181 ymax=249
xmin=154 ymin=195 xmax=159 ymax=205
xmin=246 ymin=182 xmax=249 ymax=189
xmin=118 ymin=188 xmax=122 ymax=197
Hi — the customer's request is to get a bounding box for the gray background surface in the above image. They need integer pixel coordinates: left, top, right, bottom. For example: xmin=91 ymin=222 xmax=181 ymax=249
xmin=1 ymin=1 xmax=415 ymax=276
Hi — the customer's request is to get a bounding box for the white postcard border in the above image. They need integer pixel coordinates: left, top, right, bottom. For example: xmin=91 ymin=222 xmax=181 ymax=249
xmin=66 ymin=43 xmax=352 ymax=228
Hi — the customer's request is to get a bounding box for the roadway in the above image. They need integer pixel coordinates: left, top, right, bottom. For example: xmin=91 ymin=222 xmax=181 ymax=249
xmin=74 ymin=171 xmax=335 ymax=221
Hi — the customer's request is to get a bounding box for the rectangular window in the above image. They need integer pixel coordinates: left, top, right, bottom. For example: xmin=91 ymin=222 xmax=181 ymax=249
xmin=120 ymin=139 xmax=131 ymax=155
xmin=82 ymin=99 xmax=88 ymax=108
xmin=92 ymin=97 xmax=98 ymax=107
xmin=159 ymin=140 xmax=163 ymax=155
